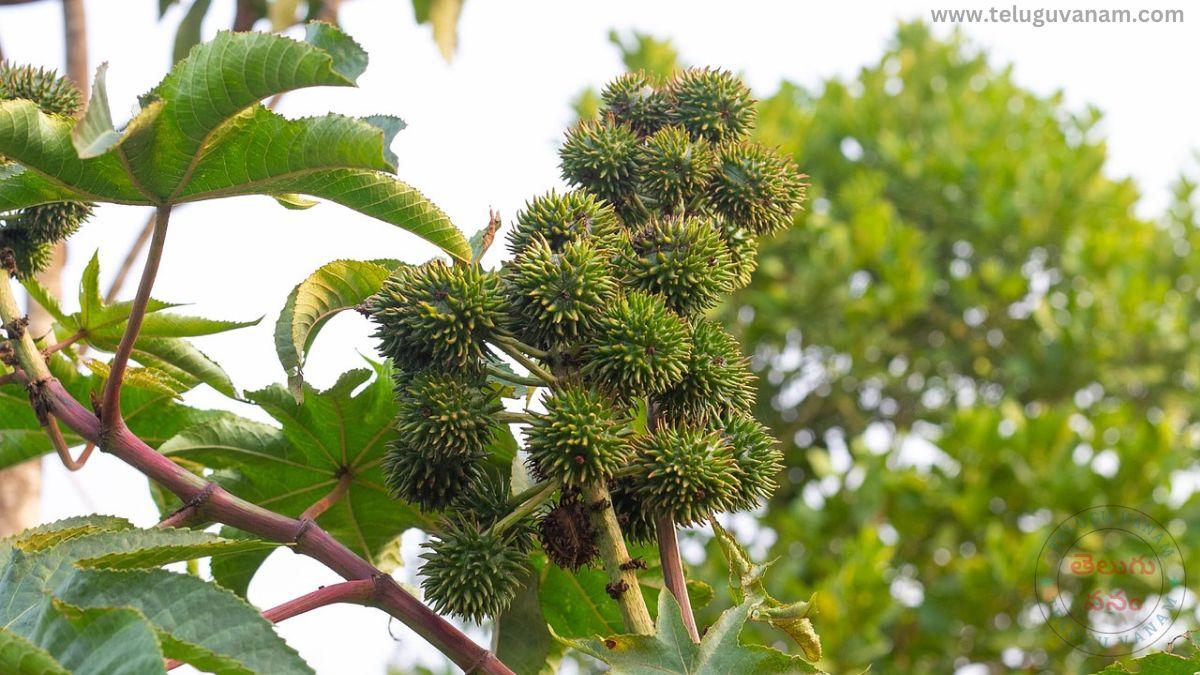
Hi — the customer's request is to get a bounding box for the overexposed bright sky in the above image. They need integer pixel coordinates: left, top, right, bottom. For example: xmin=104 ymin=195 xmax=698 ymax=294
xmin=1 ymin=1 xmax=1197 ymax=672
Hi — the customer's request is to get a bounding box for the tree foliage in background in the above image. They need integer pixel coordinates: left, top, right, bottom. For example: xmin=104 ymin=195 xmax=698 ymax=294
xmin=588 ymin=22 xmax=1200 ymax=674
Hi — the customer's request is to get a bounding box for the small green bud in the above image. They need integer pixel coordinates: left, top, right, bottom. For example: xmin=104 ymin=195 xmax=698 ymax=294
xmin=655 ymin=319 xmax=755 ymax=421
xmin=666 ymin=68 xmax=755 ymax=144
xmin=616 ymin=217 xmax=735 ymax=316
xmin=393 ymin=370 xmax=503 ymax=460
xmin=628 ymin=423 xmax=741 ymax=526
xmin=710 ymin=142 xmax=807 ymax=236
xmin=524 ymin=384 xmax=630 ymax=486
xmin=559 ymin=120 xmax=641 ymax=210
xmin=636 ymin=126 xmax=716 ymax=214
xmin=601 ymin=71 xmax=670 ymax=137
xmin=504 ymin=236 xmax=618 ymax=351
xmin=368 ymin=261 xmax=505 ymax=372
xmin=720 ymin=413 xmax=783 ymax=510
xmin=583 ymin=291 xmax=693 ymax=398
xmin=420 ymin=521 xmax=526 ymax=622
xmin=506 ymin=189 xmax=622 ymax=255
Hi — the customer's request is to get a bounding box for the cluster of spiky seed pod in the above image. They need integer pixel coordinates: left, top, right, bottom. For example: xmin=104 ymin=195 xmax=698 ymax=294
xmin=368 ymin=67 xmax=801 ymax=623
xmin=0 ymin=64 xmax=93 ymax=277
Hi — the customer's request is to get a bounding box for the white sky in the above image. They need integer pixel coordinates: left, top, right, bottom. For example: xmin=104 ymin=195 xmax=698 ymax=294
xmin=1 ymin=1 xmax=1197 ymax=672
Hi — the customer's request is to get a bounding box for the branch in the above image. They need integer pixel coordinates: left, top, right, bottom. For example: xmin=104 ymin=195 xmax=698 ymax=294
xmin=104 ymin=211 xmax=156 ymax=304
xmin=490 ymin=477 xmax=559 ymax=536
xmin=61 ymin=0 xmax=88 ymax=99
xmin=46 ymin=415 xmax=92 ymax=471
xmin=299 ymin=470 xmax=352 ymax=521
xmin=262 ymin=577 xmax=379 ymax=623
xmin=648 ymin=402 xmax=700 ymax=643
xmin=101 ymin=205 xmax=170 ymax=432
xmin=485 ymin=364 xmax=543 ymax=389
xmin=0 ymin=269 xmax=513 ymax=675
xmin=583 ymin=481 xmax=654 ymax=634
xmin=42 ymin=330 xmax=85 ymax=356
xmin=492 ymin=341 xmax=556 ymax=385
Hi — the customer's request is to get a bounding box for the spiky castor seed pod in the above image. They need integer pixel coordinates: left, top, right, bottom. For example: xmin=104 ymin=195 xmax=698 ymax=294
xmin=636 ymin=126 xmax=716 ymax=214
xmin=559 ymin=120 xmax=641 ymax=209
xmin=451 ymin=475 xmax=538 ymax=552
xmin=666 ymin=68 xmax=756 ymax=144
xmin=539 ymin=495 xmax=600 ymax=570
xmin=0 ymin=63 xmax=82 ymax=116
xmin=420 ymin=521 xmax=526 ymax=622
xmin=506 ymin=189 xmax=622 ymax=255
xmin=710 ymin=141 xmax=807 ymax=236
xmin=524 ymin=384 xmax=630 ymax=486
xmin=393 ymin=370 xmax=502 ymax=459
xmin=0 ymin=227 xmax=51 ymax=279
xmin=616 ymin=217 xmax=735 ymax=316
xmin=720 ymin=413 xmax=783 ymax=510
xmin=368 ymin=261 xmax=505 ymax=372
xmin=583 ymin=291 xmax=693 ymax=398
xmin=655 ymin=319 xmax=755 ymax=422
xmin=503 ymin=235 xmax=618 ymax=351
xmin=629 ymin=424 xmax=742 ymax=526
xmin=11 ymin=202 xmax=92 ymax=243
xmin=721 ymin=221 xmax=758 ymax=290
xmin=601 ymin=72 xmax=670 ymax=137
xmin=608 ymin=479 xmax=659 ymax=544
xmin=382 ymin=444 xmax=483 ymax=512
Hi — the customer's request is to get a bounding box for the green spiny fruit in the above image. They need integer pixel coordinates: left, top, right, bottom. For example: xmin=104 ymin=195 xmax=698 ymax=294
xmin=637 ymin=126 xmax=716 ymax=213
xmin=721 ymin=220 xmax=759 ymax=289
xmin=616 ymin=217 xmax=735 ymax=316
xmin=608 ymin=479 xmax=659 ymax=544
xmin=655 ymin=319 xmax=755 ymax=421
xmin=710 ymin=141 xmax=807 ymax=236
xmin=559 ymin=120 xmax=642 ymax=210
xmin=583 ymin=291 xmax=692 ymax=398
xmin=0 ymin=227 xmax=51 ymax=279
xmin=369 ymin=261 xmax=505 ymax=372
xmin=666 ymin=68 xmax=755 ymax=144
xmin=382 ymin=444 xmax=483 ymax=511
xmin=452 ymin=475 xmax=537 ymax=552
xmin=0 ymin=63 xmax=81 ymax=116
xmin=539 ymin=495 xmax=600 ymax=570
xmin=393 ymin=370 xmax=502 ymax=459
xmin=719 ymin=413 xmax=783 ymax=510
xmin=506 ymin=189 xmax=622 ymax=255
xmin=503 ymin=235 xmax=618 ymax=351
xmin=524 ymin=384 xmax=630 ymax=486
xmin=11 ymin=202 xmax=92 ymax=243
xmin=420 ymin=521 xmax=526 ymax=622
xmin=628 ymin=423 xmax=742 ymax=526
xmin=601 ymin=71 xmax=670 ymax=137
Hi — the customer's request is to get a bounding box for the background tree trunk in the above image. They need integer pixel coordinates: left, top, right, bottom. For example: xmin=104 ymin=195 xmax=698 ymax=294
xmin=0 ymin=0 xmax=87 ymax=537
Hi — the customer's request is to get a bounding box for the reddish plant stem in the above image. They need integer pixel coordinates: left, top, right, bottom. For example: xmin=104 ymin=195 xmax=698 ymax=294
xmin=647 ymin=402 xmax=700 ymax=643
xmin=36 ymin=376 xmax=510 ymax=674
xmin=46 ymin=415 xmax=93 ymax=471
xmin=42 ymin=330 xmax=85 ymax=357
xmin=261 ymin=578 xmax=379 ymax=624
xmin=299 ymin=471 xmax=352 ymax=521
xmin=100 ymin=205 xmax=170 ymax=432
xmin=104 ymin=212 xmax=156 ymax=304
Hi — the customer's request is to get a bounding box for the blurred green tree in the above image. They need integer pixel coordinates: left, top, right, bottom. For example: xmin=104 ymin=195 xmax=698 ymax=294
xmin=581 ymin=22 xmax=1200 ymax=673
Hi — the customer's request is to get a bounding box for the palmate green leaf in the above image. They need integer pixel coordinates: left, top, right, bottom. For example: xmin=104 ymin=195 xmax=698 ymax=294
xmin=160 ymin=360 xmax=431 ymax=590
xmin=0 ymin=517 xmax=308 ymax=674
xmin=493 ymin=566 xmax=561 ymax=675
xmin=557 ymin=591 xmax=818 ymax=675
xmin=275 ymin=258 xmax=403 ymax=397
xmin=0 ymin=23 xmax=471 ymax=261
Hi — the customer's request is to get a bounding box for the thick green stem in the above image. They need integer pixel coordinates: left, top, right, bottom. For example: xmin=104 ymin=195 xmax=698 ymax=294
xmin=493 ymin=340 xmax=557 ymax=385
xmin=492 ymin=334 xmax=552 ymax=360
xmin=491 ymin=477 xmax=560 ymax=536
xmin=486 ymin=365 xmax=543 ymax=389
xmin=495 ymin=411 xmax=533 ymax=425
xmin=583 ymin=481 xmax=654 ymax=634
